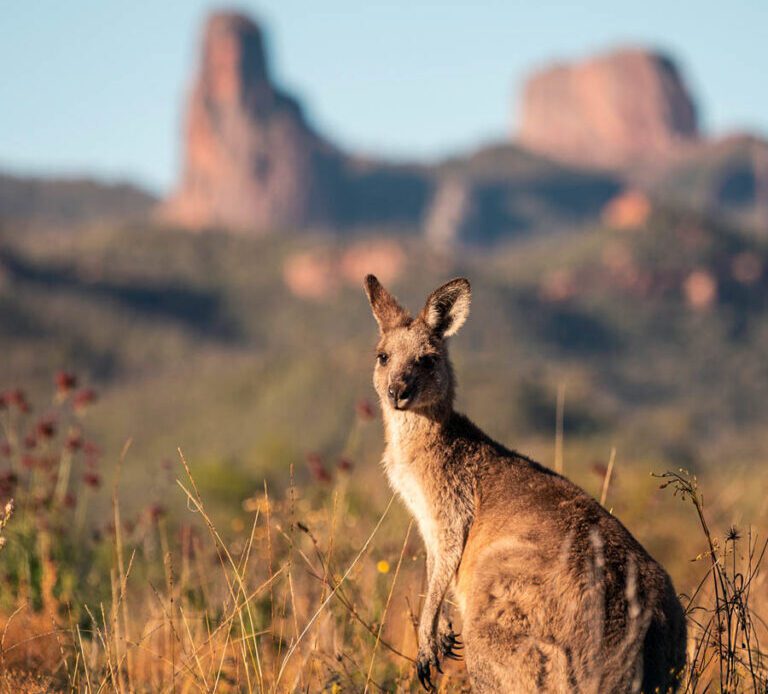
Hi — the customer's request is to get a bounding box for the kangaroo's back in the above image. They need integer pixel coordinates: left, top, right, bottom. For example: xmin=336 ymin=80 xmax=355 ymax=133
xmin=453 ymin=427 xmax=686 ymax=692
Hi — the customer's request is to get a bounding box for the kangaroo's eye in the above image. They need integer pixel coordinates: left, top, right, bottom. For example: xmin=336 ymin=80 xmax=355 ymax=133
xmin=377 ymin=353 xmax=389 ymax=366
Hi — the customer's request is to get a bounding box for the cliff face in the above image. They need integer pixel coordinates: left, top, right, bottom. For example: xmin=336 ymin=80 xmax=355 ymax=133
xmin=162 ymin=16 xmax=721 ymax=242
xmin=159 ymin=12 xmax=343 ymax=232
xmin=517 ymin=48 xmax=700 ymax=167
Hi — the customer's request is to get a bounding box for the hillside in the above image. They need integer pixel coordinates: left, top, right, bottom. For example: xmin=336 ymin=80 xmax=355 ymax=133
xmin=651 ymin=135 xmax=768 ymax=232
xmin=0 ymin=172 xmax=156 ymax=230
xmin=2 ymin=207 xmax=768 ymax=516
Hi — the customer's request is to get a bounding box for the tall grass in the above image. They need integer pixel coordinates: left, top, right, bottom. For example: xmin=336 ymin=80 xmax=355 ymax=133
xmin=0 ymin=376 xmax=766 ymax=692
xmin=656 ymin=470 xmax=768 ymax=692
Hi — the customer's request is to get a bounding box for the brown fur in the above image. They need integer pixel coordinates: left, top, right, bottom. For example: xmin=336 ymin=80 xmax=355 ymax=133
xmin=364 ymin=275 xmax=686 ymax=693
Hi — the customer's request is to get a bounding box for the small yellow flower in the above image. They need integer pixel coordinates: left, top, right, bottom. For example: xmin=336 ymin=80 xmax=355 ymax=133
xmin=377 ymin=560 xmax=390 ymax=574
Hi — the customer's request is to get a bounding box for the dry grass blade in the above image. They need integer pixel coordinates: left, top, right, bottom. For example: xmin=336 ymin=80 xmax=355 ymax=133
xmin=364 ymin=520 xmax=413 ymax=693
xmin=600 ymin=447 xmax=616 ymax=508
xmin=274 ymin=493 xmax=397 ymax=687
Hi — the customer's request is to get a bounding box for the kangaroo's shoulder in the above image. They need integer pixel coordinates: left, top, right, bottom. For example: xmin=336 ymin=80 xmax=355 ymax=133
xmin=446 ymin=411 xmax=558 ymax=475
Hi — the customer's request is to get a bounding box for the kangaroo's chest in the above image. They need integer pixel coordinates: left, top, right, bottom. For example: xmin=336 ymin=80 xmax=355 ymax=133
xmin=385 ymin=446 xmax=438 ymax=554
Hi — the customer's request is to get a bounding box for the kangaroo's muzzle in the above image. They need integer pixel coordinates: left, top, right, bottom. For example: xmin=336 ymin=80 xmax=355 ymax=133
xmin=388 ymin=379 xmax=416 ymax=410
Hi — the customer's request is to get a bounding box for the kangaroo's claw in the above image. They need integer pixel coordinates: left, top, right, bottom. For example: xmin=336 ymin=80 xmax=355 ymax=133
xmin=439 ymin=629 xmax=464 ymax=661
xmin=417 ymin=656 xmax=434 ymax=691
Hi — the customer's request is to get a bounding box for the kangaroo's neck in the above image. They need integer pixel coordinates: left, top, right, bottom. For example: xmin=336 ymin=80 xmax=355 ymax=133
xmin=383 ymin=402 xmax=452 ymax=466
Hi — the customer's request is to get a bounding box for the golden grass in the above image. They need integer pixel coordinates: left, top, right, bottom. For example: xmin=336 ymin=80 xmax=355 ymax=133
xmin=1 ymin=381 xmax=767 ymax=692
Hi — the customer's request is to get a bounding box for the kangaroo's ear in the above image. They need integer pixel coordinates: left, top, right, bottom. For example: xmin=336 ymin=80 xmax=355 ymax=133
xmin=421 ymin=278 xmax=471 ymax=337
xmin=364 ymin=275 xmax=410 ymax=333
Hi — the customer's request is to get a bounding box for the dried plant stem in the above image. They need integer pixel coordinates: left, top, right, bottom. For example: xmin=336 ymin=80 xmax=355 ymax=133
xmin=274 ymin=494 xmax=397 ymax=687
xmin=554 ymin=383 xmax=565 ymax=474
xmin=600 ymin=447 xmax=616 ymax=507
xmin=364 ymin=520 xmax=413 ymax=693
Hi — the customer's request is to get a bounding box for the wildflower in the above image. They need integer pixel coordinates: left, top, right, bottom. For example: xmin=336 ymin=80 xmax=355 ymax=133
xmin=54 ymin=371 xmax=77 ymax=395
xmin=35 ymin=417 xmax=56 ymax=440
xmin=591 ymin=462 xmax=609 ymax=478
xmin=356 ymin=398 xmax=376 ymax=421
xmin=0 ymin=471 xmax=18 ymax=497
xmin=726 ymin=525 xmax=741 ymax=542
xmin=306 ymin=453 xmax=332 ymax=483
xmin=73 ymin=388 xmax=97 ymax=412
xmin=65 ymin=432 xmax=83 ymax=452
xmin=5 ymin=389 xmax=30 ymax=413
xmin=337 ymin=457 xmax=354 ymax=472
xmin=377 ymin=560 xmax=390 ymax=574
xmin=83 ymin=471 xmax=102 ymax=489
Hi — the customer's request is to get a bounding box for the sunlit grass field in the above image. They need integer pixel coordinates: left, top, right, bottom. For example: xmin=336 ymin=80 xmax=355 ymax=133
xmin=0 ymin=376 xmax=766 ymax=692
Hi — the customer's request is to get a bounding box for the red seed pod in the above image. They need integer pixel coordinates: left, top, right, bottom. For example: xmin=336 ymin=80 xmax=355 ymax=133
xmin=83 ymin=471 xmax=102 ymax=489
xmin=337 ymin=457 xmax=354 ymax=472
xmin=306 ymin=452 xmax=332 ymax=483
xmin=65 ymin=432 xmax=83 ymax=452
xmin=591 ymin=463 xmax=609 ymax=478
xmin=355 ymin=398 xmax=376 ymax=421
xmin=5 ymin=389 xmax=31 ymax=413
xmin=0 ymin=470 xmax=18 ymax=497
xmin=55 ymin=371 xmax=78 ymax=394
xmin=63 ymin=492 xmax=77 ymax=509
xmin=35 ymin=418 xmax=56 ymax=440
xmin=73 ymin=388 xmax=97 ymax=411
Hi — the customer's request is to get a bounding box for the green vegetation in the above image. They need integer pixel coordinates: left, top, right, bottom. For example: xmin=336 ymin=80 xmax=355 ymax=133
xmin=3 ymin=207 xmax=768 ymax=505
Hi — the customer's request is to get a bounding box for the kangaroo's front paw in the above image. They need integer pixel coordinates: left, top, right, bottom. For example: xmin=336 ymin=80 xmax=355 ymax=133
xmin=438 ymin=622 xmax=463 ymax=661
xmin=416 ymin=638 xmax=441 ymax=691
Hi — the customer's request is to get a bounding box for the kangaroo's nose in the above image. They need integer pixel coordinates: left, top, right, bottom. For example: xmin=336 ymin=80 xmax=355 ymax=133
xmin=388 ymin=380 xmax=415 ymax=408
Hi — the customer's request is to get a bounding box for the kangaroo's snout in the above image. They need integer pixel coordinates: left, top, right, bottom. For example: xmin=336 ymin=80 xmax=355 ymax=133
xmin=388 ymin=376 xmax=416 ymax=409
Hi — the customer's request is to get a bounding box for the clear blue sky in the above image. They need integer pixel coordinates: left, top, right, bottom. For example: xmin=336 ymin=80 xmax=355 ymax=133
xmin=1 ymin=1 xmax=766 ymax=193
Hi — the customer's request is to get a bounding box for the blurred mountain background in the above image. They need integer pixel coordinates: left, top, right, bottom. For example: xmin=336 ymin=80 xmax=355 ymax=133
xmin=1 ymin=7 xmax=767 ymax=516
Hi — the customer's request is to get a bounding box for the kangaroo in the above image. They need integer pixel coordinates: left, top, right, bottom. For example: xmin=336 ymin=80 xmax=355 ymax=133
xmin=363 ymin=275 xmax=686 ymax=693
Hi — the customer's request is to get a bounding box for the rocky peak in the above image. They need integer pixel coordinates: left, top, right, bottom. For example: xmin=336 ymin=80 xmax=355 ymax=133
xmin=158 ymin=11 xmax=341 ymax=232
xmin=517 ymin=47 xmax=700 ymax=167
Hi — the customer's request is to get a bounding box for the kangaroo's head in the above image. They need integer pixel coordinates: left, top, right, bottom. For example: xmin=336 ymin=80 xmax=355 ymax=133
xmin=364 ymin=275 xmax=471 ymax=416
